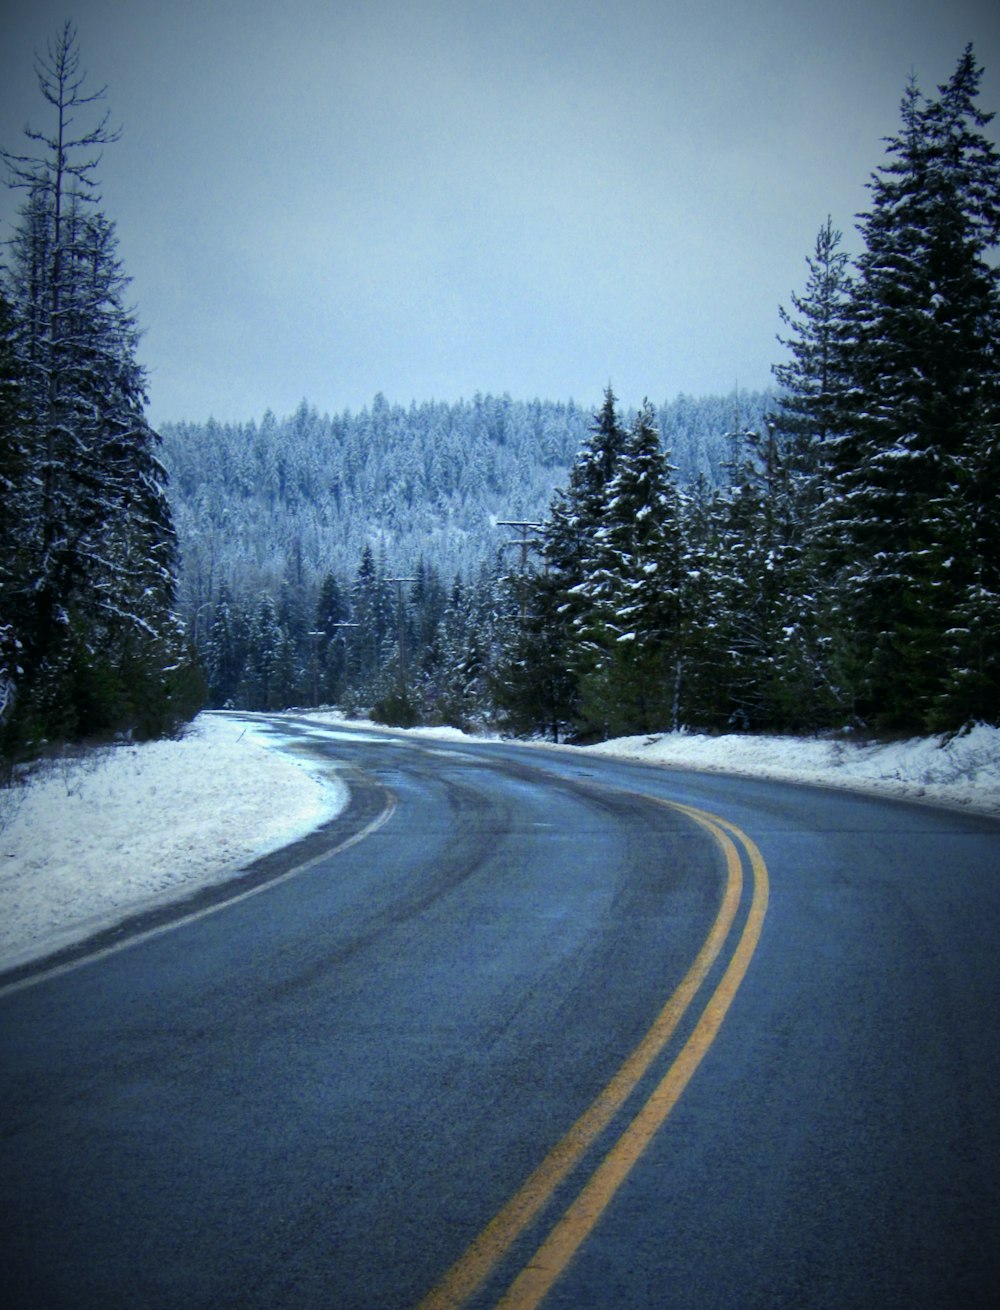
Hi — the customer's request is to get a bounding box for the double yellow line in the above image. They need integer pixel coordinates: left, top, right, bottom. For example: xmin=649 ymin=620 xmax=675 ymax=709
xmin=416 ymin=796 xmax=769 ymax=1310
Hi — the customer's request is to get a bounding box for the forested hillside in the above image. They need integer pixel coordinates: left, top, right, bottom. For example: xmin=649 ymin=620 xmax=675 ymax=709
xmin=160 ymin=389 xmax=772 ymax=622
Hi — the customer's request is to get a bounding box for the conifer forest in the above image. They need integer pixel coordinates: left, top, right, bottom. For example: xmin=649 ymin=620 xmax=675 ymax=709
xmin=2 ymin=31 xmax=998 ymax=760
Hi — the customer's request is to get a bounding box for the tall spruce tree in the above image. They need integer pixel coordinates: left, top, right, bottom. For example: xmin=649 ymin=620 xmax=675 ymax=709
xmin=772 ymin=217 xmax=853 ymax=496
xmin=823 ymin=47 xmax=1000 ymax=730
xmin=315 ymin=570 xmax=349 ymax=703
xmin=204 ymin=585 xmax=247 ymax=707
xmin=571 ymin=400 xmax=683 ymax=736
xmin=763 ymin=223 xmax=855 ymax=727
xmin=545 ymin=387 xmax=628 ymax=583
xmin=0 ymin=290 xmax=28 ymax=731
xmin=705 ymin=425 xmax=833 ymax=730
xmin=347 ymin=544 xmax=391 ymax=701
xmin=1 ymin=24 xmax=190 ymax=749
xmin=537 ymin=387 xmax=628 ymax=735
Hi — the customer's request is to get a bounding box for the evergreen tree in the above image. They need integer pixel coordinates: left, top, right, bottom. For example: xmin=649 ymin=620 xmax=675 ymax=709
xmin=675 ymin=475 xmax=729 ymax=727
xmin=529 ymin=387 xmax=628 ymax=735
xmin=1 ymin=23 xmax=191 ymax=750
xmin=571 ymin=401 xmax=683 ymax=736
xmin=204 ymin=585 xmax=247 ymax=707
xmin=239 ymin=595 xmax=288 ymax=711
xmin=544 ymin=386 xmax=628 ymax=585
xmin=703 ymin=426 xmax=830 ymax=730
xmin=823 ymin=47 xmax=1000 ymax=729
xmin=0 ymin=291 xmax=29 ymax=732
xmin=314 ymin=570 xmax=349 ymax=702
xmin=493 ymin=560 xmax=576 ymax=740
xmin=347 ymin=544 xmax=391 ymax=702
xmin=773 ymin=218 xmax=853 ymax=456
xmin=768 ymin=219 xmax=855 ymax=727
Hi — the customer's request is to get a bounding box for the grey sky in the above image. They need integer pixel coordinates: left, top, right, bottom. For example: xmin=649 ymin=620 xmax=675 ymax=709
xmin=2 ymin=0 xmax=999 ymax=426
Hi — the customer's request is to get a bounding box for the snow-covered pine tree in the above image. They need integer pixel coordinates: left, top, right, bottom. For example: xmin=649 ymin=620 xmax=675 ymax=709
xmin=204 ymin=585 xmax=247 ymax=707
xmin=238 ymin=594 xmax=292 ymax=711
xmin=314 ymin=570 xmax=349 ymax=703
xmin=571 ymin=400 xmax=683 ymax=736
xmin=0 ymin=290 xmax=29 ymax=734
xmin=346 ymin=543 xmax=392 ymax=703
xmin=823 ymin=47 xmax=1000 ymax=730
xmin=920 ymin=50 xmax=1000 ymax=727
xmin=431 ymin=571 xmax=491 ymax=729
xmin=772 ymin=217 xmax=853 ymax=497
xmin=705 ymin=423 xmax=833 ymax=731
xmin=534 ymin=387 xmax=629 ymax=734
xmin=674 ymin=475 xmax=729 ymax=727
xmin=545 ymin=387 xmax=628 ymax=582
xmin=758 ymin=222 xmax=855 ymax=727
xmin=496 ymin=571 xmax=574 ymax=740
xmin=1 ymin=23 xmax=189 ymax=749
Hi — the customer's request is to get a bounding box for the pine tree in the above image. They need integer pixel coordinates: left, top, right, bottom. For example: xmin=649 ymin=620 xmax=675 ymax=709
xmin=675 ymin=475 xmax=730 ymax=727
xmin=571 ymin=401 xmax=683 ymax=736
xmin=544 ymin=387 xmax=628 ymax=585
xmin=773 ymin=218 xmax=853 ymax=456
xmin=769 ymin=219 xmax=855 ymax=727
xmin=239 ymin=595 xmax=289 ymax=711
xmin=823 ymin=47 xmax=1000 ymax=729
xmin=1 ymin=23 xmax=191 ymax=749
xmin=705 ymin=426 xmax=831 ymax=730
xmin=0 ymin=291 xmax=29 ymax=732
xmin=314 ymin=570 xmax=349 ymax=702
xmin=204 ymin=585 xmax=247 ymax=707
xmin=531 ymin=387 xmax=628 ymax=735
xmin=347 ymin=544 xmax=391 ymax=701
xmin=493 ymin=558 xmax=576 ymax=740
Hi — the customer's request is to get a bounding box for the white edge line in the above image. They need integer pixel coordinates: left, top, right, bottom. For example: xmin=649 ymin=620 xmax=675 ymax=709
xmin=0 ymin=795 xmax=397 ymax=1001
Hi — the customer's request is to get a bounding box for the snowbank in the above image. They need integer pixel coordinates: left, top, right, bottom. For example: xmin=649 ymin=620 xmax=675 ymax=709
xmin=304 ymin=710 xmax=1000 ymax=816
xmin=0 ymin=714 xmax=348 ymax=971
xmin=577 ymin=722 xmax=1000 ymax=815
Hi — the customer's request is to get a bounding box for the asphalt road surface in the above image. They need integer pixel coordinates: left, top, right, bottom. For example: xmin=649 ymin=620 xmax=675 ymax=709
xmin=2 ymin=717 xmax=998 ymax=1309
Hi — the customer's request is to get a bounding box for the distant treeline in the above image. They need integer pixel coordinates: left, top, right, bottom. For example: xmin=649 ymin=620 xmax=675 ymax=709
xmin=160 ymin=388 xmax=774 ymax=626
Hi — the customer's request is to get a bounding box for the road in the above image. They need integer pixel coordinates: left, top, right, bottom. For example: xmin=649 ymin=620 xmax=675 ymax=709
xmin=1 ymin=718 xmax=999 ymax=1309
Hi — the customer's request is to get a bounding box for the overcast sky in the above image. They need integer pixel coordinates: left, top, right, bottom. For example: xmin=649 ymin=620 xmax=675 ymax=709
xmin=2 ymin=0 xmax=999 ymax=426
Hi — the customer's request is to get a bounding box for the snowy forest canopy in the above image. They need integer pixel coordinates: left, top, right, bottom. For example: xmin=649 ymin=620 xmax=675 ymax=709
xmin=160 ymin=388 xmax=771 ymax=620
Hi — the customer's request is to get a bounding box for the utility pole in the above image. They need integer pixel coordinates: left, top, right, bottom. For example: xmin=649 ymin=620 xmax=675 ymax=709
xmin=497 ymin=520 xmax=543 ymax=570
xmin=387 ymin=577 xmax=416 ymax=694
xmin=497 ymin=521 xmax=543 ymax=624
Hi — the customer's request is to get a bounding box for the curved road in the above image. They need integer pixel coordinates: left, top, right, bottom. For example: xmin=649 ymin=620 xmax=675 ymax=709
xmin=1 ymin=718 xmax=998 ymax=1308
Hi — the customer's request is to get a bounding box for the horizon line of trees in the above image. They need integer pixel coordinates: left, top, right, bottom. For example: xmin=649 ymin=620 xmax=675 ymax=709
xmin=158 ymin=387 xmax=775 ymax=634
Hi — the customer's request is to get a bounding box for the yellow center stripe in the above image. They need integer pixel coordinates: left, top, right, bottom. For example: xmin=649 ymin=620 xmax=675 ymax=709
xmin=494 ymin=806 xmax=769 ymax=1309
xmin=417 ymin=797 xmax=767 ymax=1310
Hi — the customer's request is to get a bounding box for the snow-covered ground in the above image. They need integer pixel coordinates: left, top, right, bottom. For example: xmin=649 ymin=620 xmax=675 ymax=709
xmin=0 ymin=715 xmax=348 ymax=972
xmin=2 ymin=711 xmax=998 ymax=973
xmin=577 ymin=721 xmax=1000 ymax=813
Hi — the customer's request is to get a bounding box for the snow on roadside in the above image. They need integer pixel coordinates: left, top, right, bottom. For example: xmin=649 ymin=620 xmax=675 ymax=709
xmin=2 ymin=709 xmax=997 ymax=976
xmin=578 ymin=722 xmax=1000 ymax=815
xmin=0 ymin=714 xmax=348 ymax=972
xmin=306 ymin=709 xmax=1000 ymax=815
